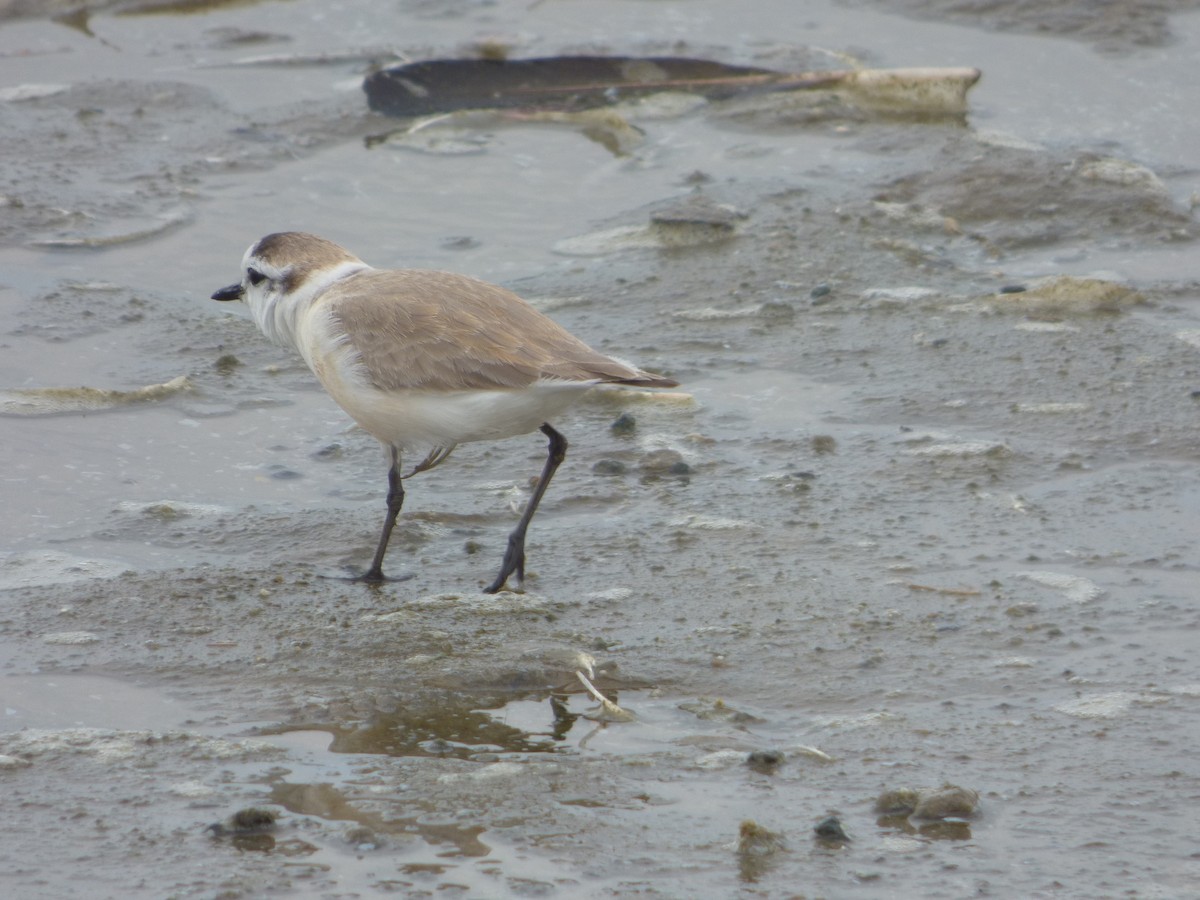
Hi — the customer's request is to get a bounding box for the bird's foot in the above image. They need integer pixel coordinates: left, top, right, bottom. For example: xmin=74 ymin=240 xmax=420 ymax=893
xmin=484 ymin=533 xmax=527 ymax=594
xmin=483 ymin=575 xmax=520 ymax=594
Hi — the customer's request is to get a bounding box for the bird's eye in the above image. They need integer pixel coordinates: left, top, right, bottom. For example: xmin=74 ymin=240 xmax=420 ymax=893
xmin=247 ymin=268 xmax=266 ymax=286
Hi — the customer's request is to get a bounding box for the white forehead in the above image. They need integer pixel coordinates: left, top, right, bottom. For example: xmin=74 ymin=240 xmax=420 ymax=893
xmin=241 ymin=241 xmax=288 ymax=278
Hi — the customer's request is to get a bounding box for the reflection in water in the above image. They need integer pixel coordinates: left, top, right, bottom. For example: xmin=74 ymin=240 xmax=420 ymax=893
xmin=268 ymin=781 xmax=491 ymax=857
xmin=261 ymin=690 xmax=606 ymax=759
xmin=249 ymin=691 xmax=632 ymax=865
xmin=736 ymin=820 xmax=787 ymax=883
xmin=877 ymin=813 xmax=973 ymax=841
xmin=269 ymin=706 xmax=535 ymax=758
xmin=251 ymin=692 xmax=599 ymax=862
xmin=916 ymin=820 xmax=973 ymax=841
xmin=549 ymin=694 xmax=580 ymax=740
xmin=229 ymin=832 xmax=275 ymax=853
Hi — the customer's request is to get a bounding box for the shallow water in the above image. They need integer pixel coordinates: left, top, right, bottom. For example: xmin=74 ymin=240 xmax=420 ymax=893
xmin=2 ymin=0 xmax=1199 ymax=897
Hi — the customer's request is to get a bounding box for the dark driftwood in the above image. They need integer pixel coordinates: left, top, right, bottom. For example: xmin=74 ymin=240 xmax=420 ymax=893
xmin=363 ymin=56 xmax=841 ymax=118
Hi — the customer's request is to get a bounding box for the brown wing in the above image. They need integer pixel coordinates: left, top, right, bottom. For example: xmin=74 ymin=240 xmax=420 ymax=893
xmin=322 ymin=269 xmax=676 ymax=392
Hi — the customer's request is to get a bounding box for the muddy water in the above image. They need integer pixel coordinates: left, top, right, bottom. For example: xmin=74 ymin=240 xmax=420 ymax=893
xmin=2 ymin=0 xmax=1199 ymax=897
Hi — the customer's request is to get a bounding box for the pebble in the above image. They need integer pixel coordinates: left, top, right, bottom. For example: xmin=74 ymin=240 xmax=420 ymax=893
xmin=208 ymin=807 xmax=279 ymax=836
xmin=739 ymin=819 xmax=784 ymax=847
xmin=875 ymin=788 xmax=922 ymax=815
xmin=639 ymin=448 xmax=687 ymax=473
xmin=311 ymin=443 xmax=345 ymax=460
xmin=745 ymin=749 xmax=785 ymax=773
xmin=913 ymin=785 xmax=980 ymax=820
xmin=592 ymin=459 xmax=627 ymax=476
xmin=876 ymin=784 xmax=980 ymax=820
xmin=813 ymin=816 xmax=850 ymax=841
xmin=609 ymin=412 xmax=637 ymax=435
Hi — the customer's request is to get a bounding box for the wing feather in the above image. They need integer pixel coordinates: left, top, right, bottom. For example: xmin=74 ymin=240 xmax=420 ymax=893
xmin=319 ymin=269 xmax=675 ymax=392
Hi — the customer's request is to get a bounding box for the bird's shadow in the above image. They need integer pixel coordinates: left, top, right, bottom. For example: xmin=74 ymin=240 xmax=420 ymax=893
xmin=310 ymin=567 xmax=418 ymax=585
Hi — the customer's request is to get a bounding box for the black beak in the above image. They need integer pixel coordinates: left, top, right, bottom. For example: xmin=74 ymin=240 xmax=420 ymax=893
xmin=212 ymin=283 xmax=244 ymax=302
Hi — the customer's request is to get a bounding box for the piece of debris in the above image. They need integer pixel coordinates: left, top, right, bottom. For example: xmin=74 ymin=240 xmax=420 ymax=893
xmin=0 ymin=375 xmax=191 ymax=417
xmin=365 ymin=55 xmax=981 ymax=119
xmin=576 ymin=670 xmax=635 ymax=722
xmin=207 ymin=807 xmax=280 ymax=837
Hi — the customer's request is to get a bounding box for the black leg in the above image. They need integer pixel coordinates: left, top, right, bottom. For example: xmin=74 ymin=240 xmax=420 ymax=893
xmin=360 ymin=446 xmax=404 ymax=583
xmin=484 ymin=424 xmax=567 ymax=593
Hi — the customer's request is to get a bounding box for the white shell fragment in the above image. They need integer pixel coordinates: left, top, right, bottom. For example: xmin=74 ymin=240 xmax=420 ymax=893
xmin=41 ymin=631 xmax=101 ymax=645
xmin=1012 ymin=402 xmax=1090 ymax=414
xmin=1020 ymin=571 xmax=1103 ymax=603
xmin=1076 ymin=157 xmax=1167 ymax=193
xmin=905 ymin=440 xmax=1011 ymax=458
xmin=0 ymin=84 xmax=70 ymax=102
xmin=1055 ymin=692 xmax=1141 ymax=719
xmin=835 ymin=67 xmax=981 ymax=114
xmin=0 ymin=375 xmax=191 ymax=417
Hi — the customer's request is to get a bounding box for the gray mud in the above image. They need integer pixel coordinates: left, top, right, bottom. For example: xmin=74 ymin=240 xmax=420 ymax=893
xmin=850 ymin=0 xmax=1200 ymax=53
xmin=2 ymin=0 xmax=1199 ymax=898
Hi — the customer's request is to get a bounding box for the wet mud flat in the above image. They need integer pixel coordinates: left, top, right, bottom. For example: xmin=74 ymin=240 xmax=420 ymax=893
xmin=3 ymin=0 xmax=1200 ymax=898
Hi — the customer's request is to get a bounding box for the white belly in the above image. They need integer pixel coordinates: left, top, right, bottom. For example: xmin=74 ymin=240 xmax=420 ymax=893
xmin=331 ymin=380 xmax=591 ymax=449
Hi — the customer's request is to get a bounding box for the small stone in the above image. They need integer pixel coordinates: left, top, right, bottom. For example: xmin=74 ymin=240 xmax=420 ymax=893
xmin=739 ymin=819 xmax=785 ymax=854
xmin=814 ymin=816 xmax=850 ymax=842
xmin=737 ymin=819 xmax=786 ymax=881
xmin=639 ymin=448 xmax=686 ymax=473
xmin=811 ymin=435 xmax=837 ymax=454
xmin=208 ymin=807 xmax=279 ymax=836
xmin=609 ymin=412 xmax=637 ymax=435
xmin=875 ymin=787 xmax=921 ymax=815
xmin=810 ymin=282 xmax=832 ymax=300
xmin=746 ymin=750 xmax=785 ymax=773
xmin=592 ymin=459 xmax=626 ymax=476
xmin=758 ymin=300 xmax=795 ymax=321
xmin=912 ymin=784 xmax=979 ymax=819
xmin=650 ymin=194 xmax=745 ymax=229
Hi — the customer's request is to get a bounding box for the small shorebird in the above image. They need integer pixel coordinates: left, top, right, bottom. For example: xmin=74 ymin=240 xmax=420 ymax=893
xmin=212 ymin=232 xmax=677 ymax=592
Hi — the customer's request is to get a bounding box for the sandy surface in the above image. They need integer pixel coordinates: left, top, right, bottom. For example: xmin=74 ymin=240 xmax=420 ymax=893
xmin=2 ymin=0 xmax=1199 ymax=897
